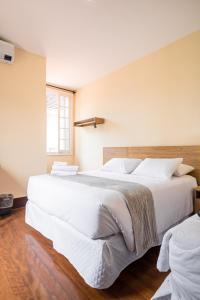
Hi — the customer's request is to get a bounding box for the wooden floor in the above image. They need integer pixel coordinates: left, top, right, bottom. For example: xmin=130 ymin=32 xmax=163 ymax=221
xmin=0 ymin=209 xmax=167 ymax=300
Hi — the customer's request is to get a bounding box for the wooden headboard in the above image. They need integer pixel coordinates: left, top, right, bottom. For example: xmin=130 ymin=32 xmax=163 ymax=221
xmin=103 ymin=146 xmax=200 ymax=184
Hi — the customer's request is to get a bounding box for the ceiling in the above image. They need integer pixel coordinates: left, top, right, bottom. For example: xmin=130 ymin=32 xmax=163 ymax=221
xmin=0 ymin=0 xmax=200 ymax=90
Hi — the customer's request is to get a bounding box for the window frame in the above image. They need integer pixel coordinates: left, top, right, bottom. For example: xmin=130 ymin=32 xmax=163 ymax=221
xmin=46 ymin=86 xmax=74 ymax=156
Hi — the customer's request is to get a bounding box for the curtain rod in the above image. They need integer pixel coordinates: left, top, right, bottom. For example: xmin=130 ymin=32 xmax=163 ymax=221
xmin=46 ymin=83 xmax=76 ymax=94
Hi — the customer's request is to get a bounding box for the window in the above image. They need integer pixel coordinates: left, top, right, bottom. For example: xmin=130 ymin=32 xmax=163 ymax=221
xmin=46 ymin=87 xmax=73 ymax=155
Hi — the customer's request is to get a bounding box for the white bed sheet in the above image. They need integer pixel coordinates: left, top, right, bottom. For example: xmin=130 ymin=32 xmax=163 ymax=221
xmin=85 ymin=171 xmax=196 ymax=234
xmin=27 ymin=171 xmax=196 ymax=252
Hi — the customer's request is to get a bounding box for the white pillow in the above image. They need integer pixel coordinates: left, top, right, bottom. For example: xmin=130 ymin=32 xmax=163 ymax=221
xmin=174 ymin=163 xmax=194 ymax=177
xmin=102 ymin=158 xmax=142 ymax=174
xmin=132 ymin=158 xmax=183 ymax=179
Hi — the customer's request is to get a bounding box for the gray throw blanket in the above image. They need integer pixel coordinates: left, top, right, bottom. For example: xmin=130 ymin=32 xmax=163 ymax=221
xmin=60 ymin=174 xmax=158 ymax=255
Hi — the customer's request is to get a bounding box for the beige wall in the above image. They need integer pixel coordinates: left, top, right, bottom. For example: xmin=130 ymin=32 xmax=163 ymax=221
xmin=75 ymin=31 xmax=200 ymax=170
xmin=0 ymin=48 xmax=46 ymax=197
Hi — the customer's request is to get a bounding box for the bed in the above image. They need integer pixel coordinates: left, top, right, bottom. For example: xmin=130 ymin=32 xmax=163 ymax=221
xmin=25 ymin=146 xmax=200 ymax=289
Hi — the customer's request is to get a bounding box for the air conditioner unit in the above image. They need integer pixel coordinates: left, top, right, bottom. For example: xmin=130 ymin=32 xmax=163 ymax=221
xmin=0 ymin=40 xmax=15 ymax=64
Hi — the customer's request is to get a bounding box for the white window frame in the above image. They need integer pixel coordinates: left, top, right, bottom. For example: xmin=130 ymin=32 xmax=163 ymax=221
xmin=46 ymin=86 xmax=74 ymax=156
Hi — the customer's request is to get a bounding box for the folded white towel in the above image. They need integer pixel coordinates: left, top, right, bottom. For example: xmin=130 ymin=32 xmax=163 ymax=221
xmin=51 ymin=170 xmax=77 ymax=176
xmin=52 ymin=165 xmax=79 ymax=172
xmin=53 ymin=161 xmax=68 ymax=166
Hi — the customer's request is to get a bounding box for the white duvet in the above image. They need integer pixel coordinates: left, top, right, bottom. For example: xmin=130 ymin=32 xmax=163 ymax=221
xmin=152 ymin=214 xmax=200 ymax=300
xmin=27 ymin=171 xmax=196 ymax=251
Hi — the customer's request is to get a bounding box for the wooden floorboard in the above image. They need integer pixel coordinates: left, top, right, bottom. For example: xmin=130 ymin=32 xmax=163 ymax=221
xmin=0 ymin=209 xmax=167 ymax=300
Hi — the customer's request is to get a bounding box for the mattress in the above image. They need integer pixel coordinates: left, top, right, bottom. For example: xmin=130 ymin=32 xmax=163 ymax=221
xmin=27 ymin=171 xmax=196 ymax=250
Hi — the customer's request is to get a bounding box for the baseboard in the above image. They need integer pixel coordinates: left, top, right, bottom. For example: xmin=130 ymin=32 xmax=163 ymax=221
xmin=13 ymin=196 xmax=27 ymax=209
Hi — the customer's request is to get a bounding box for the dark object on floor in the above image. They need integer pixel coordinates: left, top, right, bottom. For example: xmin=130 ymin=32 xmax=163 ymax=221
xmin=0 ymin=194 xmax=13 ymax=215
xmin=197 ymin=210 xmax=200 ymax=217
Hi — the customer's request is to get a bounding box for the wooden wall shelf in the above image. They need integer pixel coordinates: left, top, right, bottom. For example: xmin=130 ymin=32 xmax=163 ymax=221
xmin=74 ymin=117 xmax=104 ymax=128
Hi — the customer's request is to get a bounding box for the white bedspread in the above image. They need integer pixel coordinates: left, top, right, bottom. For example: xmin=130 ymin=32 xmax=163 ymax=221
xmin=153 ymin=214 xmax=200 ymax=300
xmin=27 ymin=171 xmax=196 ymax=252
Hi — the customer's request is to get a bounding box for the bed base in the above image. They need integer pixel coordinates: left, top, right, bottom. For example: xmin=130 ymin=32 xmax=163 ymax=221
xmin=25 ymin=201 xmax=162 ymax=289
